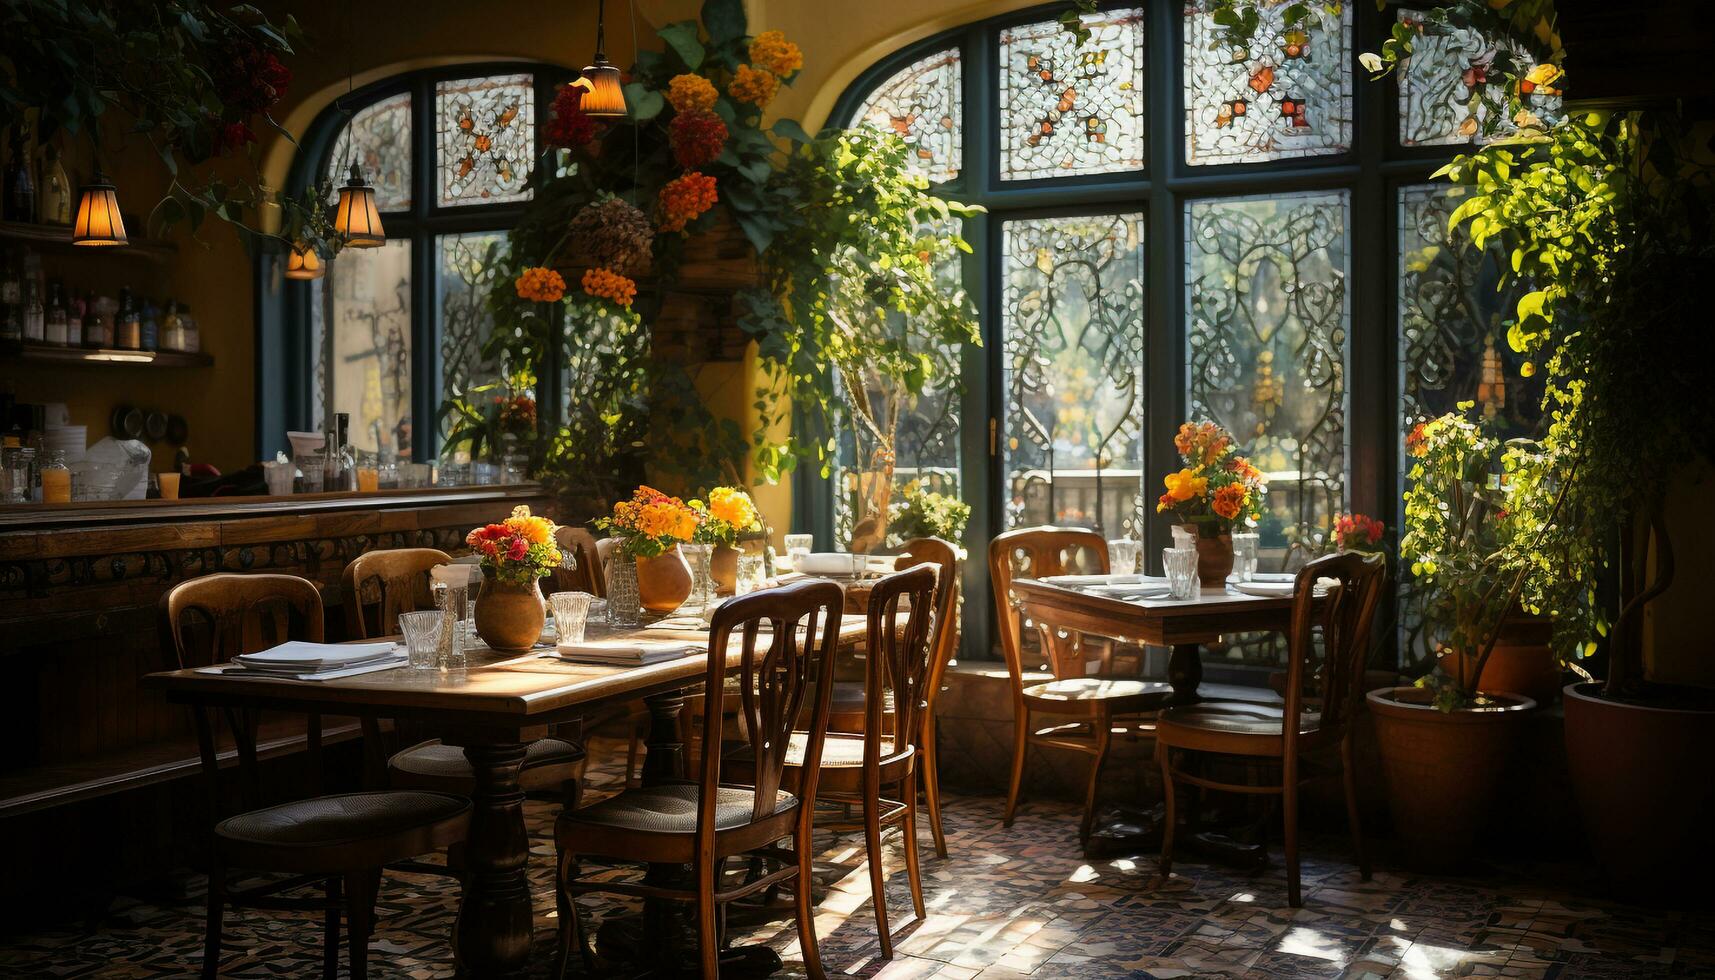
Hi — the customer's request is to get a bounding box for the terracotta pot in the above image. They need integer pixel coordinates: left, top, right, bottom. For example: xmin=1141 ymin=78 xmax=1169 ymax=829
xmin=636 ymin=545 xmax=694 ymax=613
xmin=1366 ymin=685 xmax=1536 ymax=868
xmin=474 ymin=570 xmax=546 ymax=652
xmin=1436 ymin=614 xmax=1561 ymax=706
xmin=1565 ymin=681 xmax=1715 ymax=899
xmin=1180 ymin=526 xmax=1233 ymax=588
xmin=711 ymin=544 xmax=740 ymax=596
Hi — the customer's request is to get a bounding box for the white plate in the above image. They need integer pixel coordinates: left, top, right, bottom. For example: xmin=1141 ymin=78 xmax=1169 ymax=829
xmin=1232 ymin=580 xmax=1295 ymax=597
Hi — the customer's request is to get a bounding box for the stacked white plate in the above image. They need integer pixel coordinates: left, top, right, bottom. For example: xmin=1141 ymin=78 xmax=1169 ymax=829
xmin=42 ymin=425 xmax=86 ymax=465
xmin=230 ymin=640 xmax=406 ymax=679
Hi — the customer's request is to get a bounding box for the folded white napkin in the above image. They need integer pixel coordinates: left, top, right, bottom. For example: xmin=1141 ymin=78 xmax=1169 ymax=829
xmin=1043 ymin=573 xmax=1154 ymax=587
xmin=554 ymin=639 xmax=698 ymax=665
xmin=236 ymin=641 xmax=397 ymax=669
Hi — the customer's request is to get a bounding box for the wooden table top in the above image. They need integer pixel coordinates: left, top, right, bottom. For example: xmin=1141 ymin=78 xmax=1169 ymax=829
xmin=141 ymin=615 xmax=869 ymax=730
xmin=1008 ymin=573 xmax=1307 ymax=647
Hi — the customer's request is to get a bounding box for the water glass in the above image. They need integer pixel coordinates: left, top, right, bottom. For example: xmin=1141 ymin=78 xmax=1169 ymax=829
xmin=735 ymin=554 xmax=766 ymax=595
xmin=439 ymin=460 xmax=470 ymax=486
xmin=783 ymin=533 xmax=814 ymax=570
xmin=1231 ymin=532 xmax=1260 ymax=583
xmin=549 ymin=591 xmax=595 ymax=644
xmin=681 ymin=543 xmax=715 ymax=607
xmin=296 ymin=452 xmax=325 ymax=493
xmin=1163 ymin=547 xmax=1199 ymax=600
xmin=606 ymin=555 xmax=642 ymax=627
xmin=1107 ymin=538 xmax=1142 ymax=576
xmin=398 ymin=610 xmax=443 ymax=671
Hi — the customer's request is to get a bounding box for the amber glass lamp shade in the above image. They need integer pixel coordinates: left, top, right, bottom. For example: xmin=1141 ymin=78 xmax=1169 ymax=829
xmin=333 ymin=163 xmax=385 ymax=247
xmin=72 ymin=173 xmax=128 ymax=246
xmin=285 ymin=242 xmax=324 ymax=280
xmin=577 ymin=61 xmax=628 ymax=118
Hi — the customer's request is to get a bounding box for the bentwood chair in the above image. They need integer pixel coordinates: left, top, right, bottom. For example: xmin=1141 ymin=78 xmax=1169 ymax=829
xmin=161 ymin=573 xmax=469 ymax=980
xmin=827 ymin=537 xmax=961 ymax=857
xmin=341 ymin=548 xmax=584 ymax=799
xmin=990 ymin=527 xmax=1173 ymax=841
xmin=1155 ymin=551 xmax=1386 ymax=906
xmin=553 ymin=580 xmax=844 ymax=979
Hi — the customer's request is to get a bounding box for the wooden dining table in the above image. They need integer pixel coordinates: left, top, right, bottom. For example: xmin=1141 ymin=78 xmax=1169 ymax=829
xmin=142 ymin=612 xmax=870 ymax=978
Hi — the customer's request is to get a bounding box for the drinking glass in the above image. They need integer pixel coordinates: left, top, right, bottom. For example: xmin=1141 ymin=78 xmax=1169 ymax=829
xmin=549 ymin=591 xmax=596 ymax=644
xmin=1107 ymin=538 xmax=1141 ymax=576
xmin=681 ymin=543 xmax=715 ymax=607
xmin=296 ymin=452 xmax=325 ymax=493
xmin=735 ymin=554 xmax=765 ymax=595
xmin=439 ymin=461 xmax=470 ymax=486
xmin=398 ymin=610 xmax=443 ymax=671
xmin=1163 ymin=547 xmax=1199 ymax=600
xmin=606 ymin=556 xmax=642 ymax=627
xmin=783 ymin=533 xmax=813 ymax=570
xmin=1231 ymin=532 xmax=1260 ymax=583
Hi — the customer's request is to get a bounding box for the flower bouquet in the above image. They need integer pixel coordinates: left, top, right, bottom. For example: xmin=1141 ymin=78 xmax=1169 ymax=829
xmin=596 ymin=486 xmax=701 ymax=613
xmin=465 ymin=505 xmax=562 ymax=651
xmin=691 ymin=486 xmax=762 ymax=595
xmin=1156 ymin=420 xmax=1267 ymax=585
xmin=1333 ymin=512 xmax=1387 ymax=555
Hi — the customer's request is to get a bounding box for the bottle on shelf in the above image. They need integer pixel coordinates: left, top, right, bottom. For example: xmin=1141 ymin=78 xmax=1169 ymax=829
xmin=37 ymin=144 xmax=71 ymax=227
xmin=327 ymin=412 xmax=356 ymax=492
xmin=81 ymin=290 xmax=104 ymax=348
xmin=177 ymin=303 xmax=199 ymax=353
xmin=139 ymin=298 xmax=159 ymax=351
xmin=160 ymin=299 xmax=182 ymax=352
xmin=21 ymin=276 xmax=42 ymax=343
xmin=115 ymin=287 xmax=139 ymax=349
xmin=43 ymin=281 xmax=66 ymax=346
xmin=0 ymin=250 xmax=18 ymax=343
xmin=40 ymin=449 xmax=69 ymax=503
xmin=3 ymin=127 xmax=35 ymax=224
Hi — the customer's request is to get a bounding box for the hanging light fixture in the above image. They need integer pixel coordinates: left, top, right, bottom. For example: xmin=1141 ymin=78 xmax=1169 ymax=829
xmin=72 ymin=172 xmax=127 ymax=246
xmin=333 ymin=162 xmax=385 ymax=246
xmin=574 ymin=0 xmax=628 ymax=118
xmin=285 ymin=242 xmax=325 ymax=280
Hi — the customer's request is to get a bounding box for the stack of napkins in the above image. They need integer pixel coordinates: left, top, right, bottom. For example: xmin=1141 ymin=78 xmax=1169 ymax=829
xmin=229 ymin=641 xmax=405 ymax=679
xmin=554 ymin=639 xmax=698 ymax=666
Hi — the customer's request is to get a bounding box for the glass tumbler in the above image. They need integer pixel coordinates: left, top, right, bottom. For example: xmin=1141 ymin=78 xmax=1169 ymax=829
xmin=606 ymin=555 xmax=642 ymax=627
xmin=398 ymin=610 xmax=443 ymax=670
xmin=1231 ymin=532 xmax=1260 ymax=583
xmin=1163 ymin=547 xmax=1200 ymax=600
xmin=735 ymin=554 xmax=765 ymax=595
xmin=549 ymin=591 xmax=596 ymax=644
xmin=681 ymin=543 xmax=714 ymax=607
xmin=783 ymin=533 xmax=814 ymax=570
xmin=1107 ymin=538 xmax=1142 ymax=576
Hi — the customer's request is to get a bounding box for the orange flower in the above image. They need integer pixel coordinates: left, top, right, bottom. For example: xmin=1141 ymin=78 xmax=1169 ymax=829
xmin=1406 ymin=421 xmax=1429 ymax=458
xmin=666 ymin=73 xmax=718 ymax=115
xmin=657 ymin=172 xmax=719 ymax=232
xmin=1163 ymin=468 xmax=1207 ymax=503
xmin=748 ymin=31 xmax=803 ymax=78
xmin=729 ymin=64 xmax=779 ymax=107
xmin=581 ymin=267 xmax=637 ymax=307
xmin=1212 ymin=484 xmax=1247 ymax=521
xmin=515 ymin=266 xmax=566 ymax=303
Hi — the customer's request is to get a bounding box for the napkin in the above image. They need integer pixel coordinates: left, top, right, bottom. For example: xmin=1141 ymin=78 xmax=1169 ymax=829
xmin=236 ymin=641 xmax=397 ymax=669
xmin=553 ymin=639 xmax=698 ymax=665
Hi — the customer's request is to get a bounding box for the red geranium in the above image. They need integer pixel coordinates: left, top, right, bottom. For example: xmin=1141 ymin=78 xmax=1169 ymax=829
xmin=544 ymin=84 xmax=598 ymax=149
xmin=217 ymin=121 xmax=256 ymax=155
xmin=213 ymin=41 xmax=291 ymax=117
xmin=669 ymin=111 xmax=728 ymax=169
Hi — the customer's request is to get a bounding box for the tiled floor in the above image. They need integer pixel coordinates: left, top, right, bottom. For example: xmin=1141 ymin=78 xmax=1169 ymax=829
xmin=2 ymin=737 xmax=1707 ymax=979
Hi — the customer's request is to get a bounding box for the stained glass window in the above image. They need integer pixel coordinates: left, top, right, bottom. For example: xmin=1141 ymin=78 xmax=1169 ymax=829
xmin=1186 ymin=193 xmax=1349 ymax=565
xmin=1184 ymin=0 xmax=1352 ymax=166
xmin=1396 ymin=10 xmax=1562 ymax=146
xmin=436 ymin=231 xmax=508 ymax=403
xmin=436 ymin=74 xmax=535 ymax=207
xmin=998 ymin=9 xmax=1146 ymax=181
xmin=1002 ymin=212 xmax=1147 ymax=535
xmin=848 ymin=48 xmax=963 ymax=183
xmin=327 ymin=92 xmax=412 ymax=210
xmin=314 ymin=239 xmax=413 ymax=458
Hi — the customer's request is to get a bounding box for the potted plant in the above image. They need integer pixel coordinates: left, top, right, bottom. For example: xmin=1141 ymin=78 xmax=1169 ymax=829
xmin=887 ymin=483 xmax=971 ymax=547
xmin=690 ymin=485 xmax=763 ymax=594
xmin=466 ymin=506 xmax=563 ymax=652
xmin=1154 ymin=420 xmax=1267 ymax=587
xmin=596 ymin=486 xmax=700 ymax=613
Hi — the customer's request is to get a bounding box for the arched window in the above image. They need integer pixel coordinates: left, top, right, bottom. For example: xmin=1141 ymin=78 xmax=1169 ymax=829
xmin=824 ymin=3 xmax=1550 ymax=663
xmin=267 ymin=66 xmax=560 ymax=460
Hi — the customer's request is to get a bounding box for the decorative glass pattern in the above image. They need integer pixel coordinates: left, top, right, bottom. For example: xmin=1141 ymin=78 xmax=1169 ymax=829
xmin=436 ymin=231 xmax=508 ymax=407
xmin=315 ymin=239 xmax=413 ymax=458
xmin=1396 ymin=10 xmax=1562 ymax=146
xmin=1186 ymin=193 xmax=1348 ymax=566
xmin=436 ymin=74 xmax=535 ymax=207
xmin=1002 ymin=212 xmax=1147 ymax=535
xmin=849 ymin=47 xmax=963 ymax=183
xmin=1184 ymin=0 xmax=1352 ymax=166
xmin=327 ymin=92 xmax=412 ymax=210
xmin=998 ymin=9 xmax=1146 ymax=181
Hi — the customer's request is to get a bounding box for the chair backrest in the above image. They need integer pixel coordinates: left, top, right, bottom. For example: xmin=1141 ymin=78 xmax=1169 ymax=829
xmin=893 ymin=537 xmax=960 ymax=737
xmin=702 ymin=580 xmax=844 ymax=832
xmin=863 ymin=565 xmax=939 ymax=763
xmin=340 ymin=547 xmax=452 ymax=639
xmin=160 ymin=572 xmax=325 ymax=669
xmin=987 ymin=527 xmax=1108 ymax=694
xmin=550 ymin=526 xmax=606 ymax=597
xmin=1282 ymin=551 xmax=1387 ymax=749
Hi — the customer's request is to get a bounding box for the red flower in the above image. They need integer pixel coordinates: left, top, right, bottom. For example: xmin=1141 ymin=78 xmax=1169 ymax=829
xmin=213 ymin=42 xmax=291 ymax=117
xmin=507 ymin=538 xmax=529 ymax=561
xmin=669 ymin=111 xmax=728 ymax=169
xmin=217 ymin=121 xmax=256 ymax=155
xmin=544 ymin=84 xmax=598 ymax=149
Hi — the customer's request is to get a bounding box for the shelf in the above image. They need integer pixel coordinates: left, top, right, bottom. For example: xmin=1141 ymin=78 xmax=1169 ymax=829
xmin=0 ymin=343 xmax=212 ymax=368
xmin=0 ymin=219 xmax=177 ymax=262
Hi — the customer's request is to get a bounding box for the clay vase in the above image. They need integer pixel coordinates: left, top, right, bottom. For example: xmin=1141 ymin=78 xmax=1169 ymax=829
xmin=1366 ymin=685 xmax=1536 ymax=868
xmin=1436 ymin=612 xmax=1561 ymax=706
xmin=711 ymin=544 xmax=740 ymax=596
xmin=1180 ymin=525 xmax=1233 ymax=588
xmin=637 ymin=545 xmax=694 ymax=613
xmin=473 ymin=569 xmax=546 ymax=652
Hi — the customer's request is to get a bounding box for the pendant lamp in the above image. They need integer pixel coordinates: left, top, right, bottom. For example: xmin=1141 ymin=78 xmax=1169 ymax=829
xmin=576 ymin=0 xmax=628 ymax=118
xmin=333 ymin=161 xmax=385 ymax=247
xmin=72 ymin=173 xmax=128 ymax=246
xmin=285 ymin=242 xmax=325 ymax=280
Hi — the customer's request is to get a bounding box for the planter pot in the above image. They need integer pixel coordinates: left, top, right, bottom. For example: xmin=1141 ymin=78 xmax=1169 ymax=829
xmin=1564 ymin=681 xmax=1715 ymax=899
xmin=1366 ymin=686 xmax=1536 ymax=867
xmin=636 ymin=545 xmax=694 ymax=613
xmin=1179 ymin=525 xmax=1233 ymax=588
xmin=711 ymin=544 xmax=740 ymax=596
xmin=473 ymin=571 xmax=546 ymax=652
xmin=1436 ymin=614 xmax=1561 ymax=706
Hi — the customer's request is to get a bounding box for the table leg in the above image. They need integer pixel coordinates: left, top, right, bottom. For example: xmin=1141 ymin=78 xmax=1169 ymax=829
xmin=641 ymin=688 xmax=689 ymax=784
xmin=1168 ymin=643 xmax=1203 ymax=703
xmin=455 ymin=741 xmax=532 ymax=978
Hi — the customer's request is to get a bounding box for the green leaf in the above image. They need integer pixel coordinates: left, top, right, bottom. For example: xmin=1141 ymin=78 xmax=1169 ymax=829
xmin=701 ymin=0 xmax=747 ymax=46
xmin=625 ymin=84 xmax=664 ymax=122
xmin=657 ymin=21 xmax=705 ymax=71
xmin=770 ymin=118 xmax=812 ymax=145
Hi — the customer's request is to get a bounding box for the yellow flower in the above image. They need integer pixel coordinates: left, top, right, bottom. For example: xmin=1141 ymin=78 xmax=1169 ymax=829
xmin=729 ymin=64 xmax=779 ymax=107
xmin=1163 ymin=468 xmax=1207 ymax=503
xmin=667 ymin=73 xmax=719 ymax=115
xmin=748 ymin=31 xmax=803 ymax=78
xmin=708 ymin=486 xmax=759 ymax=531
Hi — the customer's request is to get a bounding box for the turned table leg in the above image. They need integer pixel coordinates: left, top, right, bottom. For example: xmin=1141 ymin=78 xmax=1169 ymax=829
xmin=1168 ymin=643 xmax=1203 ymax=703
xmin=456 ymin=741 xmax=532 ymax=978
xmin=641 ymin=688 xmax=689 ymax=784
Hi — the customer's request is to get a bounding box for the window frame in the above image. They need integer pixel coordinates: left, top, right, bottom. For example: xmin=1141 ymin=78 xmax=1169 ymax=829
xmin=809 ymin=1 xmax=1471 ymax=667
xmin=262 ymin=62 xmax=567 ymax=463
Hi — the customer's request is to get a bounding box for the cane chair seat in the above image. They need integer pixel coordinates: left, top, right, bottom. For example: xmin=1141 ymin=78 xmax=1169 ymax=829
xmin=387 ymin=737 xmax=583 ymax=792
xmin=217 ymin=791 xmax=469 ymax=863
xmin=1155 ymin=701 xmax=1329 ymax=756
xmin=570 ymin=783 xmax=798 ymax=835
xmin=1023 ymin=677 xmax=1173 ymax=710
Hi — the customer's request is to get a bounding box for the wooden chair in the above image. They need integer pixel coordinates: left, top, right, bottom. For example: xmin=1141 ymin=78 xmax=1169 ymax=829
xmin=783 ymin=564 xmax=939 ymax=959
xmin=553 ymin=580 xmax=844 ymax=979
xmin=341 ymin=548 xmax=584 ymax=798
xmin=161 ymin=573 xmax=470 ymax=980
xmin=549 ymin=526 xmax=606 ymax=597
xmin=827 ymin=537 xmax=961 ymax=857
xmin=1154 ymin=551 xmax=1386 ymax=906
xmin=990 ymin=526 xmax=1173 ymax=841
